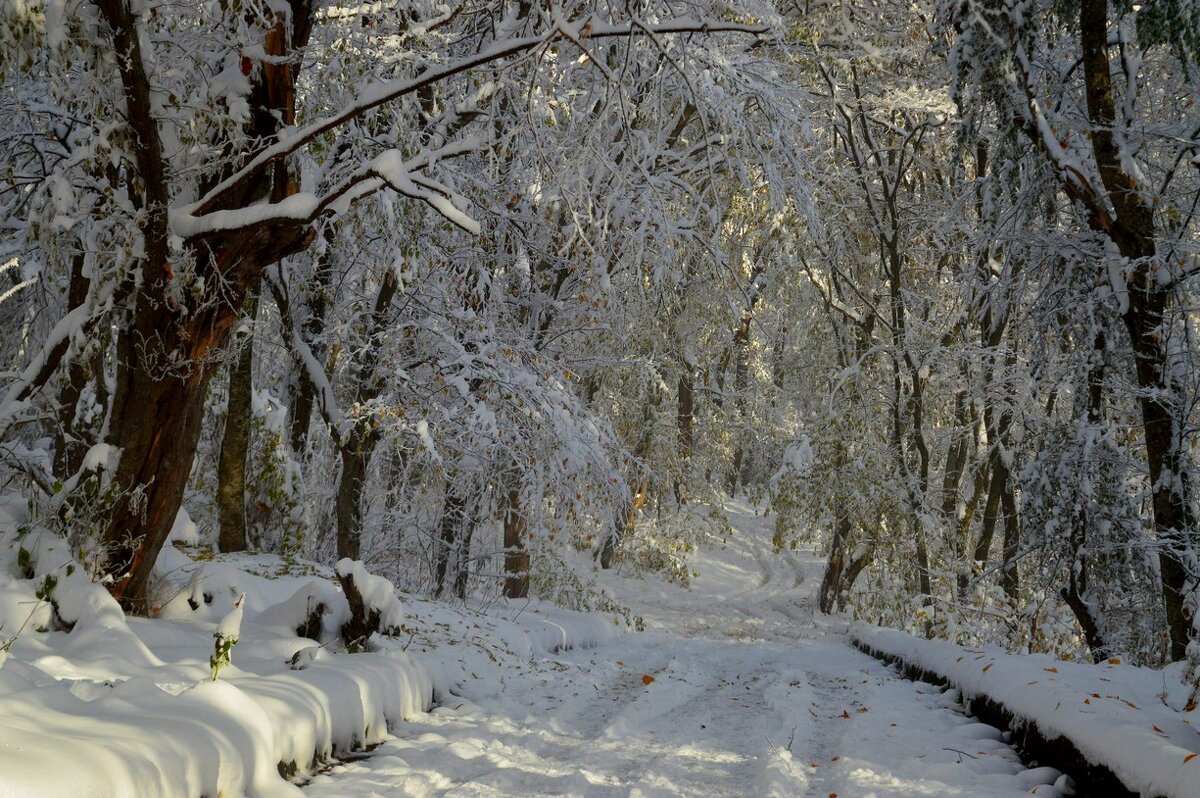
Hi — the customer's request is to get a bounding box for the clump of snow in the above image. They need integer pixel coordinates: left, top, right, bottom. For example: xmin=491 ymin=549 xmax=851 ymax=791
xmin=167 ymin=506 xmax=199 ymax=544
xmin=336 ymin=557 xmax=405 ymax=633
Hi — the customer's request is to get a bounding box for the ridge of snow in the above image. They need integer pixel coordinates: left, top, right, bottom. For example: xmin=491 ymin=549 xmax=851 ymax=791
xmin=853 ymin=624 xmax=1200 ymax=798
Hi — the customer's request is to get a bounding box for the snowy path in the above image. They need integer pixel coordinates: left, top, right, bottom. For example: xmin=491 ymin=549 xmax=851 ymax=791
xmin=305 ymin=504 xmax=1058 ymax=797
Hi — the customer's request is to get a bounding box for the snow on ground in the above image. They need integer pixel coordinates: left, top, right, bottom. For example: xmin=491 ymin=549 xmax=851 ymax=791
xmin=0 ymin=501 xmax=618 ymax=798
xmin=306 ymin=501 xmax=1063 ymax=798
xmin=855 ymin=626 xmax=1200 ymax=798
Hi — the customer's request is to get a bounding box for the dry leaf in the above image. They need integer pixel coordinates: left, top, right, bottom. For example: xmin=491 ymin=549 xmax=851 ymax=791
xmin=642 ymin=674 xmax=655 ymax=685
xmin=1185 ymin=753 xmax=1198 ymax=764
xmin=1043 ymin=667 xmax=1058 ymax=673
xmin=982 ymin=664 xmax=993 ymax=673
xmin=1153 ymin=725 xmax=1165 ymax=734
xmin=1107 ymin=657 xmax=1121 ymax=665
xmin=840 ymin=709 xmax=851 ymax=719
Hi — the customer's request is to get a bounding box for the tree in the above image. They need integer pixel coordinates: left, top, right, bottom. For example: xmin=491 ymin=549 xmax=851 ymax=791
xmin=0 ymin=0 xmax=766 ymax=610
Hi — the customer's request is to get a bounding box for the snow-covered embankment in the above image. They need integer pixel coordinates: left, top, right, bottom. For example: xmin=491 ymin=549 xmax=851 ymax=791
xmin=853 ymin=625 xmax=1200 ymax=798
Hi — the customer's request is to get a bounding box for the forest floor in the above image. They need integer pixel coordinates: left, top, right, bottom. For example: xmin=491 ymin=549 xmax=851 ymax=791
xmin=304 ymin=502 xmax=1061 ymax=798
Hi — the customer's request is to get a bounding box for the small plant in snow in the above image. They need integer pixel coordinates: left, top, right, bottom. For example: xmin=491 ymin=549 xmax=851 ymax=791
xmin=210 ymin=594 xmax=245 ymax=681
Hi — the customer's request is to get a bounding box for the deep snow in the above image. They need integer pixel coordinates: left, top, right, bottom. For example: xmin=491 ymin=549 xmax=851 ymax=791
xmin=306 ymin=502 xmax=1066 ymax=797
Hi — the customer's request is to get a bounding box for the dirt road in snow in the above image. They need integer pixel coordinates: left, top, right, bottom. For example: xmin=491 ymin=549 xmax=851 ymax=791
xmin=305 ymin=504 xmax=1057 ymax=797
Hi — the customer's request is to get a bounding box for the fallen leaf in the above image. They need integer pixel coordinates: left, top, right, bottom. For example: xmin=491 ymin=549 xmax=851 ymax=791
xmin=856 ymin=706 xmax=870 ymax=713
xmin=1123 ymin=700 xmax=1139 ymax=709
xmin=831 ymin=755 xmax=840 ymax=761
xmin=642 ymin=674 xmax=655 ymax=685
xmin=1108 ymin=657 xmax=1121 ymax=665
xmin=840 ymin=709 xmax=851 ymax=719
xmin=956 ymin=656 xmax=964 ymax=662
xmin=1084 ymin=698 xmax=1091 ymax=704
xmin=1154 ymin=725 xmax=1165 ymax=734
xmin=810 ymin=762 xmax=819 ymax=768
xmin=1185 ymin=753 xmax=1198 ymax=764
xmin=616 ymin=660 xmax=624 ymax=666
xmin=1186 ymin=701 xmax=1197 ymax=712
xmin=1043 ymin=667 xmax=1058 ymax=673
xmin=982 ymin=664 xmax=992 ymax=673
xmin=1027 ymin=680 xmax=1039 ymax=685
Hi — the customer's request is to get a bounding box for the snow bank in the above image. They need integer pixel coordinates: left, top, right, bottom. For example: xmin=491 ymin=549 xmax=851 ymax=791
xmin=853 ymin=625 xmax=1200 ymax=798
xmin=0 ymin=530 xmax=431 ymax=798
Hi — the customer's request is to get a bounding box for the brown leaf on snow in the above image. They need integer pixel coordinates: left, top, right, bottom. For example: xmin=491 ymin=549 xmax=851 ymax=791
xmin=1043 ymin=667 xmax=1058 ymax=673
xmin=982 ymin=664 xmax=993 ymax=672
xmin=642 ymin=674 xmax=655 ymax=685
xmin=840 ymin=709 xmax=851 ymax=719
xmin=1107 ymin=657 xmax=1121 ymax=665
xmin=1153 ymin=725 xmax=1166 ymax=735
xmin=1185 ymin=753 xmax=1198 ymax=764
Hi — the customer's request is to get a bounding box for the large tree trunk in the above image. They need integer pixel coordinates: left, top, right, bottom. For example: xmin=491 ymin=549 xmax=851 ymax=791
xmin=216 ymin=286 xmax=259 ymax=553
xmin=502 ymin=485 xmax=530 ymax=599
xmin=92 ymin=0 xmax=315 ymax=610
xmin=102 ymin=292 xmax=243 ymax=612
xmin=335 ymin=442 xmax=369 ymax=561
xmin=1076 ymin=0 xmax=1196 ymax=659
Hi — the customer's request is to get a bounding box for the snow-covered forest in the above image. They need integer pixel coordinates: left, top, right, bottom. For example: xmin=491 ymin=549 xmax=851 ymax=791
xmin=2 ymin=0 xmax=1200 ymax=794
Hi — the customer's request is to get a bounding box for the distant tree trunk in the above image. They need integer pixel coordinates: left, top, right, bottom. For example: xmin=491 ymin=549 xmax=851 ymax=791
xmin=216 ymin=285 xmax=259 ymax=553
xmin=287 ymin=243 xmax=335 ymax=458
xmin=674 ymin=366 xmax=694 ymax=505
xmin=819 ymin=511 xmax=851 ymax=614
xmin=453 ymin=503 xmax=477 ymax=600
xmin=940 ymin=390 xmax=971 ymax=522
xmin=1060 ymin=327 xmax=1109 ymax=660
xmin=728 ymin=310 xmax=752 ymax=495
xmin=973 ymin=459 xmax=1005 ymax=566
xmin=331 ymin=269 xmax=400 ymax=561
xmin=53 ymin=254 xmax=93 ymax=482
xmin=434 ymin=484 xmax=467 ymax=596
xmin=502 ymin=485 xmax=530 ymax=599
xmin=601 ymin=380 xmax=658 ymax=568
